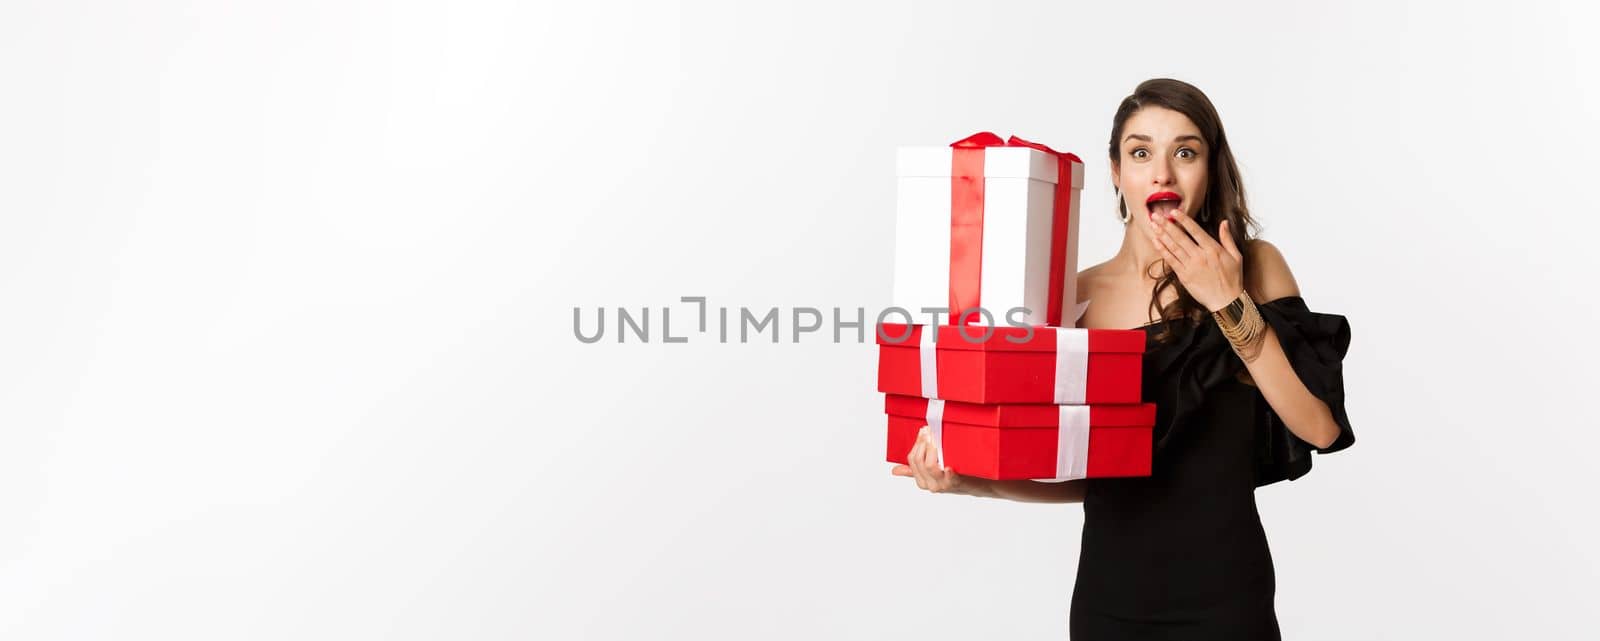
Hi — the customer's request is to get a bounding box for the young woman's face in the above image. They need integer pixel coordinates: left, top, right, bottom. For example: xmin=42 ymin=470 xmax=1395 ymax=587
xmin=1112 ymin=106 xmax=1209 ymax=230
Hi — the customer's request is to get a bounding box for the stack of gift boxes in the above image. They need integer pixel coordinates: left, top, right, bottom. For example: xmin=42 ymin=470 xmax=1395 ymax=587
xmin=879 ymin=132 xmax=1157 ymax=481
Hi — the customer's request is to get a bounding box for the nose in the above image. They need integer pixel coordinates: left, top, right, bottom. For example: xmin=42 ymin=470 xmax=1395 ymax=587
xmin=1152 ymin=156 xmax=1176 ymax=187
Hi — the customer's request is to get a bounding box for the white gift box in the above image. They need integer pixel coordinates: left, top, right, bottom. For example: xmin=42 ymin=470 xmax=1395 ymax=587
xmin=891 ymin=133 xmax=1086 ymax=327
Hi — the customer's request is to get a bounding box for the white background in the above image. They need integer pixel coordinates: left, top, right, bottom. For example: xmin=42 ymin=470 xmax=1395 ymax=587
xmin=3 ymin=1 xmax=1598 ymax=639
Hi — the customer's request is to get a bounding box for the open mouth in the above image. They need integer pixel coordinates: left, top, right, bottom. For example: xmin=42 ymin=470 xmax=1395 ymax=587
xmin=1145 ymin=191 xmax=1182 ymax=218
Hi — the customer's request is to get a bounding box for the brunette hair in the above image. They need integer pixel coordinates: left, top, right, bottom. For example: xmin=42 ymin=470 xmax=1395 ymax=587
xmin=1108 ymin=78 xmax=1259 ymax=341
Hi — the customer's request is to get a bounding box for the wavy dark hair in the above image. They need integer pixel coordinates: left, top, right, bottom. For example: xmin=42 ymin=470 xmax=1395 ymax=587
xmin=1109 ymin=78 xmax=1259 ymax=342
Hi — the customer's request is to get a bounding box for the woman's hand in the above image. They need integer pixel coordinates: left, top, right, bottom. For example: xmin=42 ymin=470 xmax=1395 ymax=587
xmin=1147 ymin=210 xmax=1245 ymax=312
xmin=890 ymin=425 xmax=971 ymax=494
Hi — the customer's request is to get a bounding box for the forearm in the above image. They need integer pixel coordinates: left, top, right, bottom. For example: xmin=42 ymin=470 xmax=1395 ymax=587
xmin=961 ymin=477 xmax=1087 ymax=503
xmin=1237 ymin=324 xmax=1339 ymax=449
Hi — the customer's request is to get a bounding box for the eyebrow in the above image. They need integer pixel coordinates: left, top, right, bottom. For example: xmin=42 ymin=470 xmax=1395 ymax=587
xmin=1123 ymin=134 xmax=1205 ymax=145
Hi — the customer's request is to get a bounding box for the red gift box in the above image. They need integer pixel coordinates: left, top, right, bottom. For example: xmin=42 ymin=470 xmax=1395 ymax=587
xmin=885 ymin=394 xmax=1155 ymax=481
xmin=876 ymin=323 xmax=1146 ymax=404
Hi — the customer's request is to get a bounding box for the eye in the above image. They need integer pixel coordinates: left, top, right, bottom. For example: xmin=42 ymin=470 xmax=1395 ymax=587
xmin=1176 ymin=147 xmax=1198 ymax=159
xmin=1131 ymin=148 xmax=1149 ymax=159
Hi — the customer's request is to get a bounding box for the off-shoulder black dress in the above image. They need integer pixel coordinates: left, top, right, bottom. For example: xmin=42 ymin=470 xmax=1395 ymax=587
xmin=1069 ymin=296 xmax=1355 ymax=641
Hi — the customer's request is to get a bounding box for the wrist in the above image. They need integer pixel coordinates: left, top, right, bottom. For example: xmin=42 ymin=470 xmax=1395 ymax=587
xmin=953 ymin=474 xmax=991 ymax=498
xmin=1207 ymin=287 xmax=1247 ymax=314
xmin=1212 ymin=289 xmax=1266 ymax=360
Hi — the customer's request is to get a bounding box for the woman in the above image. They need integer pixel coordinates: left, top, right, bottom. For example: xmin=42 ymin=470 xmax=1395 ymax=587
xmin=890 ymin=78 xmax=1355 ymax=640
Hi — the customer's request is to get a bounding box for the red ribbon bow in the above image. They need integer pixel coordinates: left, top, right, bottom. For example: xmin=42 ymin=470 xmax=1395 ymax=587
xmin=946 ymin=132 xmax=1082 ymax=326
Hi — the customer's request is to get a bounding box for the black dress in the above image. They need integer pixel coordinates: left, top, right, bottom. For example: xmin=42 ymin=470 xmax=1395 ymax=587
xmin=1069 ymin=296 xmax=1356 ymax=640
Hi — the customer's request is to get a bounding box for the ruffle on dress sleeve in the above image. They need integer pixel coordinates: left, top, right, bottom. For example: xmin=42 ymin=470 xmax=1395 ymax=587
xmin=1142 ymin=296 xmax=1354 ymax=488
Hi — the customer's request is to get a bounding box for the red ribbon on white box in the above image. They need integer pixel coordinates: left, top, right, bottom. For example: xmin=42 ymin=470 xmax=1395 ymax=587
xmin=946 ymin=132 xmax=1082 ymax=327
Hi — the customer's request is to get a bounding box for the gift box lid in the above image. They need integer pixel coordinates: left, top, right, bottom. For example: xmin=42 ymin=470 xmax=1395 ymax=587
xmin=875 ymin=323 xmax=1146 ymax=354
xmin=897 ymin=146 xmax=1085 ymax=188
xmin=884 ymin=394 xmax=1156 ymax=428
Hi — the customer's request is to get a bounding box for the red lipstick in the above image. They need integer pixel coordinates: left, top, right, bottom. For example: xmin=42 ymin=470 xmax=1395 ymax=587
xmin=1145 ymin=191 xmax=1181 ymax=205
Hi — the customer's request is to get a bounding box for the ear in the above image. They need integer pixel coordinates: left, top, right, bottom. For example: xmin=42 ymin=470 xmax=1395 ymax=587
xmin=1109 ymin=160 xmax=1120 ymax=191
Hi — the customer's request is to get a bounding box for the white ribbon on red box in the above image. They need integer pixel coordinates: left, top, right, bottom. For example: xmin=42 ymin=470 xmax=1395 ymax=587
xmin=1052 ymin=328 xmax=1089 ymax=405
xmin=925 ymin=398 xmax=946 ymax=469
xmin=918 ymin=358 xmax=1093 ymax=481
xmin=917 ymin=326 xmax=1091 ymax=404
xmin=1050 ymin=405 xmax=1091 ymax=481
xmin=919 ymin=327 xmax=940 ymax=400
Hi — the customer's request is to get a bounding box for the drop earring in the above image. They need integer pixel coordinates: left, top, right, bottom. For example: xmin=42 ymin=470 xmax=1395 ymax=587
xmin=1115 ymin=188 xmax=1130 ymax=224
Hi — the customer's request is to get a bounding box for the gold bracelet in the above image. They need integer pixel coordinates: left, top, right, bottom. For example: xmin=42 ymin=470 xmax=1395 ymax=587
xmin=1212 ymin=290 xmax=1266 ymax=361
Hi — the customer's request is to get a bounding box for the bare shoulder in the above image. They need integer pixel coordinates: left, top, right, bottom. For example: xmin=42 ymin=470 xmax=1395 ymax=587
xmin=1077 ymin=259 xmax=1113 ymax=284
xmin=1075 ymin=260 xmax=1111 ymax=300
xmin=1243 ymin=239 xmax=1302 ymax=303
